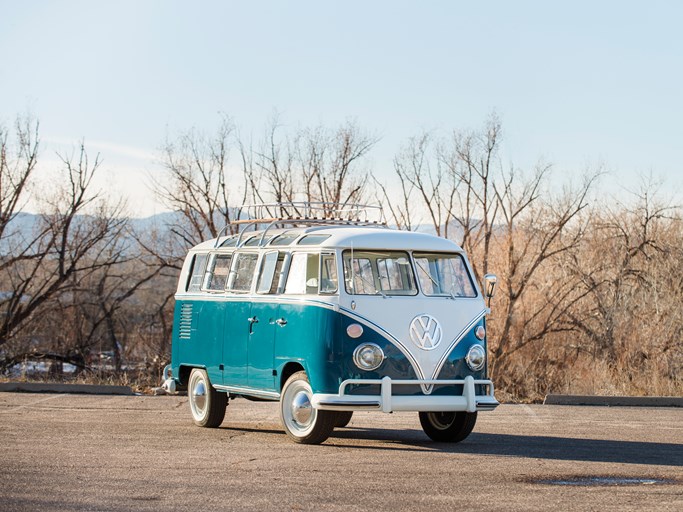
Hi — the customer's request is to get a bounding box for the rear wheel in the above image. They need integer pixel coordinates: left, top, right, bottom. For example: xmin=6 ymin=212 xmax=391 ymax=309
xmin=188 ymin=368 xmax=227 ymax=428
xmin=334 ymin=411 xmax=354 ymax=428
xmin=280 ymin=371 xmax=336 ymax=444
xmin=419 ymin=411 xmax=477 ymax=442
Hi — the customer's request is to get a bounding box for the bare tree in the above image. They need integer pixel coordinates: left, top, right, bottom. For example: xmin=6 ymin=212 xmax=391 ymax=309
xmin=564 ymin=178 xmax=678 ymax=363
xmin=242 ymin=113 xmax=296 ymax=217
xmin=243 ymin=116 xmax=377 ymax=219
xmin=153 ymin=116 xmax=247 ymax=248
xmin=0 ymin=116 xmax=41 ymax=262
xmin=379 ymin=115 xmax=503 ymax=263
xmin=439 ymin=115 xmax=502 ymax=278
xmin=0 ymin=128 xmax=128 ymax=355
xmin=387 ymin=132 xmax=456 ymax=236
xmin=488 ymin=172 xmax=597 ymax=377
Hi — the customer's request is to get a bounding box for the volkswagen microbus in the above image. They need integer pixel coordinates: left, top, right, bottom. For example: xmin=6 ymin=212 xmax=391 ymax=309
xmin=168 ymin=203 xmax=498 ymax=444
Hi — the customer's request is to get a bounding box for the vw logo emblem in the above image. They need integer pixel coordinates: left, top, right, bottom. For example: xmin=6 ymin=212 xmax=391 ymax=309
xmin=409 ymin=314 xmax=442 ymax=350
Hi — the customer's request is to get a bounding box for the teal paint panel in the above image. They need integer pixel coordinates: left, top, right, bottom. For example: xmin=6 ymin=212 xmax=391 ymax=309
xmin=274 ymin=302 xmax=340 ymax=394
xmin=176 ymin=299 xmax=225 ymax=385
xmin=247 ymin=302 xmax=279 ymax=391
xmin=223 ymin=300 xmax=250 ymax=387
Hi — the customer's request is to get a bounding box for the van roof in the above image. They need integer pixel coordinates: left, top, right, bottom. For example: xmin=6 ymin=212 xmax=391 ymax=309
xmin=191 ymin=225 xmax=463 ymax=253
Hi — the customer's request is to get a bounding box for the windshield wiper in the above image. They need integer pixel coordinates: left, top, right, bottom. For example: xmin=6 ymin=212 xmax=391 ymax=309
xmin=415 ymin=261 xmax=448 ymax=296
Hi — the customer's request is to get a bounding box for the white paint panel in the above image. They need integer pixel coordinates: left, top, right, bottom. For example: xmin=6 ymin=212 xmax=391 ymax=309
xmin=341 ymin=295 xmax=486 ymax=391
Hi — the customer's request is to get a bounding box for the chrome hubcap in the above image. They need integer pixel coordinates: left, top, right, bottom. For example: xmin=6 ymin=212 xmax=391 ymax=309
xmin=291 ymin=390 xmax=312 ymax=426
xmin=193 ymin=380 xmax=207 ymax=412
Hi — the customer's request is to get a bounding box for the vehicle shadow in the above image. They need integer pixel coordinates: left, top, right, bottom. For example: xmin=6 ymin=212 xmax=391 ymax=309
xmin=329 ymin=428 xmax=683 ymax=467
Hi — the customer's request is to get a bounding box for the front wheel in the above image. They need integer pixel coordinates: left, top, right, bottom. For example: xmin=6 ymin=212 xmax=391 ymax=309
xmin=419 ymin=411 xmax=477 ymax=442
xmin=280 ymin=371 xmax=336 ymax=444
xmin=188 ymin=368 xmax=227 ymax=428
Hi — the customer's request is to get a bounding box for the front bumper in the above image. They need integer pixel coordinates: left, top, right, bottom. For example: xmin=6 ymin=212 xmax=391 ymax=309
xmin=311 ymin=375 xmax=499 ymax=413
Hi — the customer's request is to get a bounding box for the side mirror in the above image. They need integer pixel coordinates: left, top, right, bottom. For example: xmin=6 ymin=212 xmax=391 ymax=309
xmin=483 ymin=274 xmax=497 ymax=300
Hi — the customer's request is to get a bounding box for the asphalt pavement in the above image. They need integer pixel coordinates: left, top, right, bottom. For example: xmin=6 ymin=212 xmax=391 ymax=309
xmin=0 ymin=392 xmax=681 ymax=511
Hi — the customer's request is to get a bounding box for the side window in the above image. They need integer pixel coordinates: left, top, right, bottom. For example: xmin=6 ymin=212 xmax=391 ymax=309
xmin=202 ymin=254 xmax=232 ymax=292
xmin=187 ymin=254 xmax=208 ymax=292
xmin=320 ymin=253 xmax=338 ymax=294
xmin=228 ymin=253 xmax=259 ymax=292
xmin=256 ymin=251 xmax=285 ymax=294
xmin=284 ymin=253 xmax=319 ymax=294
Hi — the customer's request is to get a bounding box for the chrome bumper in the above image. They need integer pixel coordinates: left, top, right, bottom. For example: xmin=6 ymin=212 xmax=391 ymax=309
xmin=311 ymin=375 xmax=499 ymax=413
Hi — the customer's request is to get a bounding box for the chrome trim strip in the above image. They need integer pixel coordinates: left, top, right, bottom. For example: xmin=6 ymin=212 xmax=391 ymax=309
xmin=174 ymin=294 xmax=339 ymax=311
xmin=215 ymin=385 xmax=280 ymax=400
xmin=317 ymin=401 xmax=381 ymax=408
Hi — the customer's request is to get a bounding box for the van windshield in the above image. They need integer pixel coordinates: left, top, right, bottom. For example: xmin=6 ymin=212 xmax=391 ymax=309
xmin=343 ymin=250 xmax=417 ymax=296
xmin=413 ymin=252 xmax=477 ymax=298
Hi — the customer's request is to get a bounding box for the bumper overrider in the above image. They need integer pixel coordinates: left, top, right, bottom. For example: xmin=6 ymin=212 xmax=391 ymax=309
xmin=311 ymin=375 xmax=499 ymax=413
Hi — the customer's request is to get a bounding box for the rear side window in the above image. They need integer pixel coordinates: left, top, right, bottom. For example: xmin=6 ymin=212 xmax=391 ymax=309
xmin=228 ymin=253 xmax=259 ymax=292
xmin=202 ymin=254 xmax=232 ymax=292
xmin=187 ymin=254 xmax=208 ymax=292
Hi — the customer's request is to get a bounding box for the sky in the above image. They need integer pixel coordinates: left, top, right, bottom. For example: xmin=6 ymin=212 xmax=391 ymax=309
xmin=1 ymin=1 xmax=682 ymax=217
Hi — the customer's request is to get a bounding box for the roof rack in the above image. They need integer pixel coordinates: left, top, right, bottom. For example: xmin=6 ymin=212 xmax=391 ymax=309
xmin=214 ymin=202 xmax=387 ymax=248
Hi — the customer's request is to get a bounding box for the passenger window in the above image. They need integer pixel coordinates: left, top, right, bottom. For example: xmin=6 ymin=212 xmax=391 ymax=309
xmin=256 ymin=251 xmax=284 ymax=294
xmin=202 ymin=254 xmax=232 ymax=292
xmin=187 ymin=254 xmax=208 ymax=292
xmin=284 ymin=253 xmax=319 ymax=294
xmin=228 ymin=253 xmax=259 ymax=292
xmin=320 ymin=253 xmax=338 ymax=294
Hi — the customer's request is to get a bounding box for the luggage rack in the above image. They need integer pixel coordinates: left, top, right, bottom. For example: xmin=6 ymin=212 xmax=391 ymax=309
xmin=214 ymin=202 xmax=387 ymax=248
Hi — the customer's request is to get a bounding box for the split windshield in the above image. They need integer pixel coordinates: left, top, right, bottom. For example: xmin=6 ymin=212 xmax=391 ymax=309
xmin=343 ymin=250 xmax=477 ymax=297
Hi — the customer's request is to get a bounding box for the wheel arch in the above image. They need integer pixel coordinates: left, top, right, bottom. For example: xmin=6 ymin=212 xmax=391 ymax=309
xmin=279 ymin=361 xmax=306 ymax=391
xmin=179 ymin=364 xmax=206 ymax=386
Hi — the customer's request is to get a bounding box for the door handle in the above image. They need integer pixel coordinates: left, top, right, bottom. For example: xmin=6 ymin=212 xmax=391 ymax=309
xmin=248 ymin=316 xmax=258 ymax=335
xmin=275 ymin=318 xmax=287 ymax=327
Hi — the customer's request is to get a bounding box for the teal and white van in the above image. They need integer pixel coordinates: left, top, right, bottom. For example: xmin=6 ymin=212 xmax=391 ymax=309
xmin=169 ymin=203 xmax=499 ymax=444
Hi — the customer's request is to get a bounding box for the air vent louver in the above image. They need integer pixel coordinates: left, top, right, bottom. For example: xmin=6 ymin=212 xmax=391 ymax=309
xmin=178 ymin=303 xmax=193 ymax=340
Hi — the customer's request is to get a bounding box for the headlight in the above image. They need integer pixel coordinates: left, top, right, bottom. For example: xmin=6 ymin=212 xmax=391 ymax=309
xmin=466 ymin=344 xmax=486 ymax=371
xmin=475 ymin=325 xmax=486 ymax=340
xmin=353 ymin=343 xmax=384 ymax=371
